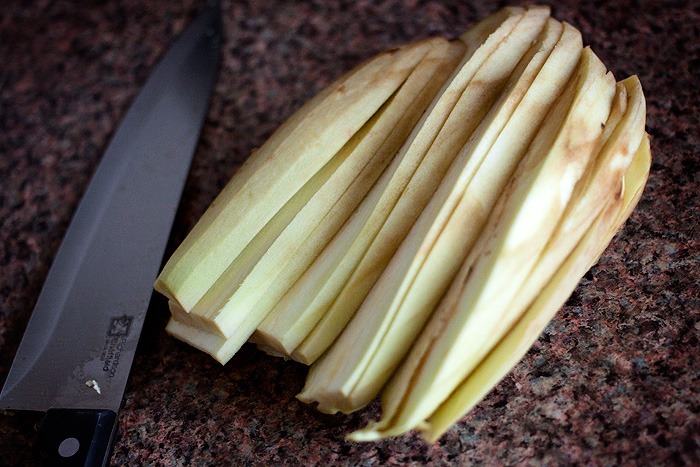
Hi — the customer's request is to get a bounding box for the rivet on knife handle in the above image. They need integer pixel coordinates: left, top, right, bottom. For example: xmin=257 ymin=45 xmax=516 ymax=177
xmin=39 ymin=409 xmax=119 ymax=467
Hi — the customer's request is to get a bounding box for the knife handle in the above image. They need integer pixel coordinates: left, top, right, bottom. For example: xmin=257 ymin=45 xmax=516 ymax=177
xmin=39 ymin=408 xmax=119 ymax=467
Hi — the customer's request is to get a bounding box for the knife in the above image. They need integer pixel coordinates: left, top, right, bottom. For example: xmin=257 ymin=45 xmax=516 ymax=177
xmin=0 ymin=3 xmax=221 ymax=466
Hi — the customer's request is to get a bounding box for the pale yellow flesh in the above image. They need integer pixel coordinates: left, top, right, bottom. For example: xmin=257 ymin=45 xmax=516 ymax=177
xmin=306 ymin=19 xmax=582 ymax=416
xmin=255 ymin=7 xmax=531 ymax=355
xmin=164 ymin=38 xmax=465 ymax=362
xmin=297 ymin=6 xmax=554 ymax=413
xmin=155 ymin=56 xmax=367 ymax=307
xmin=255 ymin=147 xmax=400 ymax=356
xmin=418 ymin=134 xmax=651 ymax=442
xmin=167 ymin=316 xmax=229 ymax=363
xmin=356 ymin=49 xmax=616 ymax=437
xmin=250 ymin=38 xmax=467 ymax=355
xmin=187 ymin=38 xmax=439 ymax=332
xmin=294 ymin=6 xmax=552 ymax=369
xmin=172 ymin=111 xmax=379 ymax=336
xmin=254 ymin=8 xmax=534 ymax=363
xmin=168 ymin=132 xmax=403 ymax=363
xmin=199 ymin=38 xmax=463 ymax=337
xmin=464 ymin=77 xmax=646 ymax=370
xmin=155 ymin=38 xmax=432 ymax=312
xmin=459 ymin=6 xmax=525 ymax=56
xmin=350 ymin=80 xmax=647 ymax=441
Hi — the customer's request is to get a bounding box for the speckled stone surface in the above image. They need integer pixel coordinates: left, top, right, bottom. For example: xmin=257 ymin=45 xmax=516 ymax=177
xmin=1 ymin=0 xmax=698 ymax=465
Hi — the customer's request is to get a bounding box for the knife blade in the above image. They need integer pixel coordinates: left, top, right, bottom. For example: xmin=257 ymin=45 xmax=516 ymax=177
xmin=0 ymin=2 xmax=221 ymax=466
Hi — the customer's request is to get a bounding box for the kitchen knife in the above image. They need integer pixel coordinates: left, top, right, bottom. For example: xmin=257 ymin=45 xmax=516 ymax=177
xmin=0 ymin=3 xmax=221 ymax=466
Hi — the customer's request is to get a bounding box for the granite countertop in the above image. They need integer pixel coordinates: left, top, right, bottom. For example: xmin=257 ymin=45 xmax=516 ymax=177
xmin=1 ymin=0 xmax=698 ymax=465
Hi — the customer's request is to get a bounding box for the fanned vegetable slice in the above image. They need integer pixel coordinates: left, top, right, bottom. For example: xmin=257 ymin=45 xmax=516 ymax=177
xmin=252 ymin=7 xmax=536 ymax=362
xmin=171 ymin=109 xmax=385 ymax=336
xmin=155 ymin=37 xmax=432 ymax=313
xmin=165 ymin=37 xmax=465 ymax=362
xmin=297 ymin=7 xmax=555 ymax=414
xmin=467 ymin=76 xmax=646 ymax=364
xmin=419 ymin=133 xmax=651 ymax=442
xmin=354 ymin=48 xmax=616 ymax=438
xmin=293 ymin=6 xmax=551 ymax=368
xmin=299 ymin=19 xmax=583 ymax=417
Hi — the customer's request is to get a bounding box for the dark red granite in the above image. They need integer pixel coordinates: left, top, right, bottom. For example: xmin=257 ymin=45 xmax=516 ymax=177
xmin=1 ymin=0 xmax=698 ymax=465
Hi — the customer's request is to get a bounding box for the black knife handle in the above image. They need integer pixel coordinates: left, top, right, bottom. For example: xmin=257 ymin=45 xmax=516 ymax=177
xmin=38 ymin=409 xmax=119 ymax=467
